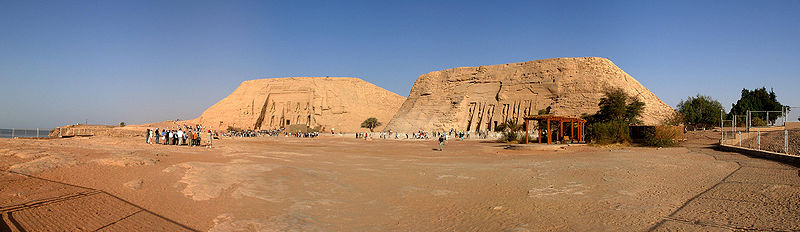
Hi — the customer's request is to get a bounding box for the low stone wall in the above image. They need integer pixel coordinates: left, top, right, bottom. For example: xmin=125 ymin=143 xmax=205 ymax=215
xmin=49 ymin=126 xmax=144 ymax=137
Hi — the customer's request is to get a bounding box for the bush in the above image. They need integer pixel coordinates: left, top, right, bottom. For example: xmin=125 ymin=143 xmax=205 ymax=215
xmin=751 ymin=117 xmax=767 ymax=127
xmin=588 ymin=121 xmax=630 ymax=144
xmin=642 ymin=126 xmax=683 ymax=147
xmin=119 ymin=122 xmax=126 ymax=127
xmin=495 ymin=120 xmax=523 ymax=132
xmin=499 ymin=131 xmax=519 ymax=143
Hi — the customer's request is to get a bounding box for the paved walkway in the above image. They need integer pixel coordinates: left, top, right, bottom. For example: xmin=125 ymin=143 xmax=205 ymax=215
xmin=0 ymin=171 xmax=196 ymax=232
xmin=651 ymin=135 xmax=800 ymax=231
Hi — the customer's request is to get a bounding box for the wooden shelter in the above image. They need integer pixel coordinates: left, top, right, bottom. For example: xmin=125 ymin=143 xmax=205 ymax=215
xmin=523 ymin=115 xmax=586 ymax=144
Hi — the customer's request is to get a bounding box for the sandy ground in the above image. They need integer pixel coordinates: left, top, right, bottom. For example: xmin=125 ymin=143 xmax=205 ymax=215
xmin=0 ymin=131 xmax=798 ymax=231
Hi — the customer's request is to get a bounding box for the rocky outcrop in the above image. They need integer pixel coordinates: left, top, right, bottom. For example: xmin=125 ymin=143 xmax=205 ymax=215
xmin=189 ymin=77 xmax=405 ymax=132
xmin=385 ymin=57 xmax=674 ymax=132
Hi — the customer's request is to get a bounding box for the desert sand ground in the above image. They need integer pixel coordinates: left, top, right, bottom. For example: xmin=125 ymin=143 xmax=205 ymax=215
xmin=1 ymin=131 xmax=798 ymax=231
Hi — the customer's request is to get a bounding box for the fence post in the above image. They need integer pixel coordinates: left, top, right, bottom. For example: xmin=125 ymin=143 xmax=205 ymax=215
xmin=786 ymin=129 xmax=789 ymax=154
xmin=757 ymin=131 xmax=761 ymax=150
xmin=720 ymin=110 xmax=724 ymax=144
xmin=738 ymin=132 xmax=741 ymax=146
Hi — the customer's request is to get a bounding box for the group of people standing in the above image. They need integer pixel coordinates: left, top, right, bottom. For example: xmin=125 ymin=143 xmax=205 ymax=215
xmin=145 ymin=125 xmax=213 ymax=147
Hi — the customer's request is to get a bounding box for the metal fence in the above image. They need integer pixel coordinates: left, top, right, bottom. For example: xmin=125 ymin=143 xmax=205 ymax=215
xmin=0 ymin=128 xmax=54 ymax=138
xmin=721 ymin=107 xmax=799 ymax=156
xmin=722 ymin=128 xmax=798 ymax=156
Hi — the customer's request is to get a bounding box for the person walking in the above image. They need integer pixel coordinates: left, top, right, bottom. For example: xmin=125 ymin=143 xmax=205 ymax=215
xmin=146 ymin=129 xmax=151 ymax=144
xmin=155 ymin=128 xmax=160 ymax=144
xmin=207 ymin=130 xmax=213 ymax=147
xmin=438 ymin=135 xmax=446 ymax=151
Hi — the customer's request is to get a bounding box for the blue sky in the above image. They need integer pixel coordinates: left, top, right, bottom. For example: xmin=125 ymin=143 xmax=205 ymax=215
xmin=1 ymin=0 xmax=798 ymax=128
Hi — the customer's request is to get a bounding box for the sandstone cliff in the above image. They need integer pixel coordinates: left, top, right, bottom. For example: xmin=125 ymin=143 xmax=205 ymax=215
xmin=189 ymin=77 xmax=405 ymax=132
xmin=385 ymin=57 xmax=674 ymax=132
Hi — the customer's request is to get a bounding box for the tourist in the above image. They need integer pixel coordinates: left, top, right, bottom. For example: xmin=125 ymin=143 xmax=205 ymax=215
xmin=155 ymin=128 xmax=160 ymax=144
xmin=208 ymin=130 xmax=213 ymax=147
xmin=177 ymin=129 xmax=184 ymax=145
xmin=146 ymin=129 xmax=151 ymax=144
xmin=196 ymin=130 xmax=202 ymax=146
xmin=438 ymin=134 xmax=446 ymax=151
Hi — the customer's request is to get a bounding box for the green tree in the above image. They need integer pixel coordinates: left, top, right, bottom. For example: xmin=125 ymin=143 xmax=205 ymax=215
xmin=119 ymin=122 xmax=126 ymax=127
xmin=677 ymin=94 xmax=725 ymax=130
xmin=728 ymin=87 xmax=785 ymax=124
xmin=583 ymin=88 xmax=646 ymax=144
xmin=360 ymin=117 xmax=382 ymax=132
xmin=586 ymin=88 xmax=645 ymax=124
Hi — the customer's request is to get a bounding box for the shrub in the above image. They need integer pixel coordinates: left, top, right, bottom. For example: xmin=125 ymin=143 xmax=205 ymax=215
xmin=495 ymin=119 xmax=523 ymax=132
xmin=119 ymin=122 xmax=126 ymax=127
xmin=751 ymin=117 xmax=767 ymax=127
xmin=588 ymin=121 xmax=630 ymax=144
xmin=642 ymin=126 xmax=683 ymax=147
xmin=499 ymin=131 xmax=519 ymax=143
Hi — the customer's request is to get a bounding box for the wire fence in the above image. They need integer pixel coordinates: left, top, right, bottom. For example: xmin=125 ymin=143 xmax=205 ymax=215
xmin=0 ymin=128 xmax=54 ymax=138
xmin=719 ymin=107 xmax=799 ymax=156
xmin=721 ymin=126 xmax=799 ymax=156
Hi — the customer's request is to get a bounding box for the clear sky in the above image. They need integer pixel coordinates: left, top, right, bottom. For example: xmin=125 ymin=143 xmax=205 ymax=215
xmin=1 ymin=0 xmax=798 ymax=128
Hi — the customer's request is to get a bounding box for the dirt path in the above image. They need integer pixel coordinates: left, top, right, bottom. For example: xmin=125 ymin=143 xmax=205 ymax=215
xmin=651 ymin=131 xmax=800 ymax=231
xmin=0 ymin=132 xmax=798 ymax=231
xmin=0 ymin=171 xmax=196 ymax=231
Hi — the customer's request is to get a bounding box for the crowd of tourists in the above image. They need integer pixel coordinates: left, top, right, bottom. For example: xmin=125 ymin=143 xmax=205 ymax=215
xmin=224 ymin=129 xmax=319 ymax=138
xmin=227 ymin=130 xmax=259 ymax=137
xmin=143 ymin=125 xmax=497 ymax=146
xmin=288 ymin=132 xmax=319 ymax=138
xmin=145 ymin=125 xmax=214 ymax=147
xmin=356 ymin=129 xmax=495 ymax=140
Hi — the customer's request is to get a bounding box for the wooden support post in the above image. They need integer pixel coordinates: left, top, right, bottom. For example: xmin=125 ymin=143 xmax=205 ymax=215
xmin=538 ymin=121 xmax=542 ymax=143
xmin=559 ymin=121 xmax=563 ymax=144
xmin=581 ymin=122 xmax=585 ymax=143
xmin=570 ymin=121 xmax=574 ymax=143
xmin=546 ymin=119 xmax=551 ymax=144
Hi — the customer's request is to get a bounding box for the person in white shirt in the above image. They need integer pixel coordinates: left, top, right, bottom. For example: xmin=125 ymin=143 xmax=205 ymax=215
xmin=177 ymin=129 xmax=184 ymax=145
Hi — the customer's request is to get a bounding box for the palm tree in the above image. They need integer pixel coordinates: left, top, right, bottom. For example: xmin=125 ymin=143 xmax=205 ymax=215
xmin=495 ymin=119 xmax=525 ymax=143
xmin=495 ymin=119 xmax=522 ymax=132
